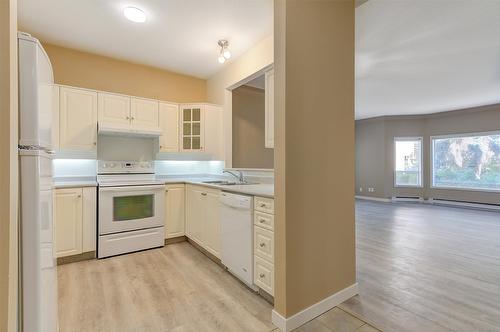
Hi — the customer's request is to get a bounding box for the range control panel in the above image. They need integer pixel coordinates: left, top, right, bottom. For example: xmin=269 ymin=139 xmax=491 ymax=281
xmin=98 ymin=160 xmax=154 ymax=174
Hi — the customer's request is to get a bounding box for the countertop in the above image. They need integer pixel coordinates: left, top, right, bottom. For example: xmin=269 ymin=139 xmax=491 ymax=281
xmin=162 ymin=177 xmax=274 ymax=198
xmin=53 ymin=177 xmax=97 ymax=189
xmin=53 ymin=175 xmax=274 ymax=198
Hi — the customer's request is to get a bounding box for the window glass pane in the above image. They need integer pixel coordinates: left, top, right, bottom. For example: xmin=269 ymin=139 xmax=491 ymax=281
xmin=192 ymin=137 xmax=200 ymax=150
xmin=395 ymin=138 xmax=422 ymax=186
xmin=192 ymin=108 xmax=201 ymax=121
xmin=183 ymin=109 xmax=191 ymax=121
xmin=113 ymin=195 xmax=154 ymax=221
xmin=183 ymin=137 xmax=191 ymax=150
xmin=183 ymin=123 xmax=191 ymax=135
xmin=432 ymin=133 xmax=500 ymax=191
xmin=192 ymin=122 xmax=200 ymax=135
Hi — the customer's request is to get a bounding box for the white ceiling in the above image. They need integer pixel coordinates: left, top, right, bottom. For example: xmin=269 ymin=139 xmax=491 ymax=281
xmin=18 ymin=0 xmax=273 ymax=79
xmin=356 ymin=0 xmax=500 ymax=119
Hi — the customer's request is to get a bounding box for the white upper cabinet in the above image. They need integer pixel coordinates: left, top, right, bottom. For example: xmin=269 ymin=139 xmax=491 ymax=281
xmin=97 ymin=94 xmax=159 ymax=132
xmin=180 ymin=105 xmax=205 ymax=152
xmin=159 ymin=102 xmax=179 ymax=152
xmin=130 ymin=97 xmax=160 ymax=131
xmin=98 ymin=92 xmax=131 ymax=129
xmin=204 ymin=104 xmax=224 ymax=160
xmin=265 ymin=69 xmax=274 ymax=149
xmin=59 ymin=86 xmax=97 ymax=151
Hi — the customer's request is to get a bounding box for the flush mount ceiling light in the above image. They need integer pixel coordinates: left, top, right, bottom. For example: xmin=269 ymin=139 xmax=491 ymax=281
xmin=124 ymin=6 xmax=146 ymax=23
xmin=217 ymin=40 xmax=231 ymax=64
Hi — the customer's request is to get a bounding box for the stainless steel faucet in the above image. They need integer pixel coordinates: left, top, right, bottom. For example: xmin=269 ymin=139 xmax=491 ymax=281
xmin=223 ymin=170 xmax=245 ymax=183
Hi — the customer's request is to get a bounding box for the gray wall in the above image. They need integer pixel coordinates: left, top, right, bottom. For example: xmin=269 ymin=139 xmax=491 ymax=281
xmin=232 ymin=85 xmax=274 ymax=169
xmin=356 ymin=104 xmax=500 ymax=204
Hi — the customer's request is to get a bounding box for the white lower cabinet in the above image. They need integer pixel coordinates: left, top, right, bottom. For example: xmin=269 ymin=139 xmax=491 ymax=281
xmin=54 ymin=187 xmax=96 ymax=258
xmin=164 ymin=184 xmax=185 ymax=239
xmin=253 ymin=196 xmax=275 ymax=296
xmin=185 ymin=185 xmax=221 ymax=258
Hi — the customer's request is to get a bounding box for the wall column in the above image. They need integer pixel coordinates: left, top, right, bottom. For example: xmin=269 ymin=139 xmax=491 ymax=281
xmin=274 ymin=0 xmax=356 ymax=330
xmin=0 ymin=0 xmax=19 ymax=331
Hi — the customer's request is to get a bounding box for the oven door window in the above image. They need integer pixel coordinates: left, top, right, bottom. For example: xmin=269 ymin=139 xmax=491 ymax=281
xmin=113 ymin=194 xmax=155 ymax=221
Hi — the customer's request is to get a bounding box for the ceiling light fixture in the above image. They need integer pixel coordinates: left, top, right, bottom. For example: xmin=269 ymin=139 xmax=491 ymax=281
xmin=217 ymin=40 xmax=231 ymax=64
xmin=124 ymin=6 xmax=146 ymax=23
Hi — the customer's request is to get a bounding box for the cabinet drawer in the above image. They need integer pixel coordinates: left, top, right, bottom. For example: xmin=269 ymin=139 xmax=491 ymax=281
xmin=254 ymin=255 xmax=274 ymax=296
xmin=254 ymin=211 xmax=274 ymax=231
xmin=254 ymin=226 xmax=274 ymax=263
xmin=254 ymin=196 xmax=274 ymax=214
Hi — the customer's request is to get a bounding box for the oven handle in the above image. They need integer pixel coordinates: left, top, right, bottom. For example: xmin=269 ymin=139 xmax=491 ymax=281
xmin=99 ymin=185 xmax=166 ymax=193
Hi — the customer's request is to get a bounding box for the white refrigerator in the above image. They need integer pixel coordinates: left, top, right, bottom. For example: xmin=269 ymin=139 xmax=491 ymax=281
xmin=18 ymin=32 xmax=58 ymax=332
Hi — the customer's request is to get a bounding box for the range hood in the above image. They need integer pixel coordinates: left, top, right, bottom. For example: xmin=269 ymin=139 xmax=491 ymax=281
xmin=98 ymin=124 xmax=162 ymax=138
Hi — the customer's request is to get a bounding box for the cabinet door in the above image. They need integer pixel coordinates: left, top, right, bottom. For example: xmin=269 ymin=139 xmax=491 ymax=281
xmin=82 ymin=187 xmax=96 ymax=253
xmin=165 ymin=185 xmax=185 ymax=239
xmin=159 ymin=102 xmax=179 ymax=152
xmin=185 ymin=186 xmax=204 ymax=245
xmin=180 ymin=105 xmax=204 ymax=152
xmin=130 ymin=97 xmax=160 ymax=131
xmin=59 ymin=87 xmax=97 ymax=151
xmin=204 ymin=104 xmax=224 ymax=160
xmin=97 ymin=92 xmax=131 ymax=129
xmin=265 ymin=69 xmax=274 ymax=148
xmin=203 ymin=190 xmax=221 ymax=258
xmin=54 ymin=188 xmax=83 ymax=257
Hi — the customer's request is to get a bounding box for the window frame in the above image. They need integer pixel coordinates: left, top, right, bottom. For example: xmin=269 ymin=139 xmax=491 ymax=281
xmin=393 ymin=136 xmax=424 ymax=188
xmin=430 ymin=130 xmax=500 ymax=193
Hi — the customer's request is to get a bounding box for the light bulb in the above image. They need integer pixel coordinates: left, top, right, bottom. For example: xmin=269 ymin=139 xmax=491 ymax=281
xmin=218 ymin=54 xmax=226 ymax=64
xmin=123 ymin=7 xmax=146 ymax=23
xmin=223 ymin=49 xmax=231 ymax=60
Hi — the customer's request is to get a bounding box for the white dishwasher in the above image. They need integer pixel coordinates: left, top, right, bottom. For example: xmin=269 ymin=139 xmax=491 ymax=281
xmin=220 ymin=192 xmax=255 ymax=287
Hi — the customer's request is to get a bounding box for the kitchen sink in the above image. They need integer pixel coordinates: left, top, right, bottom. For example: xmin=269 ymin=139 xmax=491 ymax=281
xmin=201 ymin=180 xmax=258 ymax=186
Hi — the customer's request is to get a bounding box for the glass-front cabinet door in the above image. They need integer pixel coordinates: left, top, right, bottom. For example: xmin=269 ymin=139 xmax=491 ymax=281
xmin=181 ymin=105 xmax=204 ymax=151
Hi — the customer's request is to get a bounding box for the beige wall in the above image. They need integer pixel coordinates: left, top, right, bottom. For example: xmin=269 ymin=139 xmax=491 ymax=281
xmin=0 ymin=0 xmax=19 ymax=331
xmin=207 ymin=35 xmax=273 ymax=167
xmin=275 ymin=0 xmax=356 ymax=317
xmin=232 ymin=85 xmax=274 ymax=168
xmin=356 ymin=105 xmax=500 ymax=204
xmin=39 ymin=42 xmax=207 ymax=103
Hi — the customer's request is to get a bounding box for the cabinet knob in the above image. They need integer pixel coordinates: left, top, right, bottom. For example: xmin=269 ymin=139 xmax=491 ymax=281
xmin=77 ymin=194 xmax=82 ymax=198
xmin=165 ymin=189 xmax=169 ymax=193
xmin=126 ymin=116 xmax=130 ymax=120
xmin=260 ymin=203 xmax=266 ymax=208
xmin=201 ymin=192 xmax=207 ymax=196
xmin=131 ymin=116 xmax=135 ymax=120
xmin=259 ymin=218 xmax=266 ymax=223
xmin=259 ymin=273 xmax=265 ymax=278
xmin=259 ymin=242 xmax=265 ymax=247
xmin=93 ymin=142 xmax=97 ymax=146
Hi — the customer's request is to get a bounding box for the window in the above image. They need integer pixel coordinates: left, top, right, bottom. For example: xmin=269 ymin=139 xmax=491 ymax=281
xmin=432 ymin=132 xmax=500 ymax=191
xmin=394 ymin=137 xmax=422 ymax=187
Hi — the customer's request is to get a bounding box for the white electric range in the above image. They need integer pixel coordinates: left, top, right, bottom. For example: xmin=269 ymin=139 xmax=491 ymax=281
xmin=97 ymin=160 xmax=165 ymax=258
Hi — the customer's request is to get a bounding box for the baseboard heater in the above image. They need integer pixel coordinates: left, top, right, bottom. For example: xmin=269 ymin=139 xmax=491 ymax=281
xmin=391 ymin=196 xmax=424 ymax=203
xmin=428 ymin=198 xmax=500 ymax=211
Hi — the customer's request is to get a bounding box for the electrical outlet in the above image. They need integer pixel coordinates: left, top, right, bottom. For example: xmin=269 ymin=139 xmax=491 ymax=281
xmin=368 ymin=187 xmax=375 ymax=192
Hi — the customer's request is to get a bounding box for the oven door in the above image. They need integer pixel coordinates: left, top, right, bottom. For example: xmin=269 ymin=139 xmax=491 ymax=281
xmin=99 ymin=184 xmax=165 ymax=235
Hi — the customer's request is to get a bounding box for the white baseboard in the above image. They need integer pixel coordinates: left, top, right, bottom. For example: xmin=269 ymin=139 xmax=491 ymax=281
xmin=391 ymin=196 xmax=424 ymax=203
xmin=271 ymin=283 xmax=358 ymax=332
xmin=427 ymin=198 xmax=500 ymax=211
xmin=355 ymin=195 xmax=391 ymax=203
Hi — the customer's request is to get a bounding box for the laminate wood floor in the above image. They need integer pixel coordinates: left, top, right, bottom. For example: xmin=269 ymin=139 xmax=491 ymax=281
xmin=58 ymin=241 xmax=376 ymax=332
xmin=340 ymin=200 xmax=500 ymax=332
